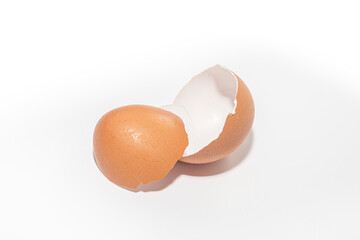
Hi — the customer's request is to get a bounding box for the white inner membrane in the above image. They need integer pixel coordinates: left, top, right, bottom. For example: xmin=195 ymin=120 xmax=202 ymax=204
xmin=162 ymin=65 xmax=238 ymax=157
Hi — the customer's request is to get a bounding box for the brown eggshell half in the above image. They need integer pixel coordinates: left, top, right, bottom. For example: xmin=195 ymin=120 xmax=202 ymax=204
xmin=180 ymin=74 xmax=254 ymax=164
xmin=93 ymin=105 xmax=188 ymax=189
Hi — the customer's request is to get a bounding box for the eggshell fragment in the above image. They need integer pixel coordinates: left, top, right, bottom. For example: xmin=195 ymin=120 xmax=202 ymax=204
xmin=163 ymin=65 xmax=254 ymax=164
xmin=180 ymin=73 xmax=254 ymax=164
xmin=93 ymin=105 xmax=188 ymax=189
xmin=162 ymin=65 xmax=238 ymax=157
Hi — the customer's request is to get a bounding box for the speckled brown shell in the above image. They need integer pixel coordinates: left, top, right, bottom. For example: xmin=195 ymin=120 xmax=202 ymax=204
xmin=93 ymin=105 xmax=188 ymax=189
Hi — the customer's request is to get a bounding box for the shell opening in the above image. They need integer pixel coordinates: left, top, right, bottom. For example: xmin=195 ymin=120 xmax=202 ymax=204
xmin=162 ymin=64 xmax=238 ymax=156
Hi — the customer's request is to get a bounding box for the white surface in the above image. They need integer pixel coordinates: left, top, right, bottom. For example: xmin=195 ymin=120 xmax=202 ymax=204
xmin=163 ymin=65 xmax=238 ymax=156
xmin=1 ymin=0 xmax=360 ymax=239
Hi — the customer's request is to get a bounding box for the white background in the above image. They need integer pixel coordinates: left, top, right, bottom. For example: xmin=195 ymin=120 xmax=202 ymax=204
xmin=1 ymin=0 xmax=360 ymax=239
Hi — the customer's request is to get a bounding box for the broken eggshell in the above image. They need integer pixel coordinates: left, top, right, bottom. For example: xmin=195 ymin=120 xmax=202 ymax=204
xmin=163 ymin=65 xmax=254 ymax=164
xmin=93 ymin=65 xmax=254 ymax=189
xmin=93 ymin=105 xmax=188 ymax=189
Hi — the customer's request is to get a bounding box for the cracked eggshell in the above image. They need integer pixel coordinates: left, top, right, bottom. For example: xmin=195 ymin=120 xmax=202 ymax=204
xmin=181 ymin=73 xmax=254 ymax=164
xmin=93 ymin=105 xmax=188 ymax=189
xmin=93 ymin=65 xmax=254 ymax=189
xmin=163 ymin=65 xmax=254 ymax=164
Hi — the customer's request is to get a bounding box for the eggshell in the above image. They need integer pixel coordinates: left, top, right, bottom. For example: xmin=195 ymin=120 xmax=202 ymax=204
xmin=162 ymin=65 xmax=238 ymax=156
xmin=180 ymin=74 xmax=254 ymax=164
xmin=93 ymin=105 xmax=188 ymax=189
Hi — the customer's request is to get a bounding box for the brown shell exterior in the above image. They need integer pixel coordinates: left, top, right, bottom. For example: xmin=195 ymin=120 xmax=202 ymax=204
xmin=180 ymin=74 xmax=254 ymax=164
xmin=93 ymin=105 xmax=188 ymax=189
